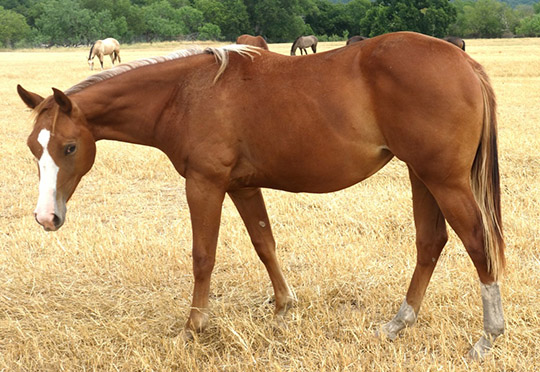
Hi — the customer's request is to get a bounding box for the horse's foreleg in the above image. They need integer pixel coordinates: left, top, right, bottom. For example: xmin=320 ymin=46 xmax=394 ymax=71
xmin=429 ymin=181 xmax=505 ymax=360
xmin=99 ymin=56 xmax=104 ymax=70
xmin=110 ymin=53 xmax=115 ymax=65
xmin=183 ymin=175 xmax=226 ymax=339
xmin=228 ymin=188 xmax=295 ymax=322
xmin=380 ymin=167 xmax=448 ymax=339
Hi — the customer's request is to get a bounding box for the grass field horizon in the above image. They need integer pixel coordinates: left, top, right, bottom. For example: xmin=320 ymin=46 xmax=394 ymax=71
xmin=1 ymin=38 xmax=539 ymax=371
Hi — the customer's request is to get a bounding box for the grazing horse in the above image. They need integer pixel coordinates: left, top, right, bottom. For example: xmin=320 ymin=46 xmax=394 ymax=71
xmin=290 ymin=35 xmax=318 ymax=55
xmin=88 ymin=38 xmax=121 ymax=70
xmin=444 ymin=36 xmax=466 ymax=51
xmin=18 ymin=32 xmax=505 ymax=360
xmin=236 ymin=34 xmax=269 ymax=50
xmin=346 ymin=35 xmax=369 ymax=45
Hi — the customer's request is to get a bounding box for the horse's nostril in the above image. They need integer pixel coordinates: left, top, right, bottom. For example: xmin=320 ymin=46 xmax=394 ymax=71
xmin=53 ymin=214 xmax=61 ymax=227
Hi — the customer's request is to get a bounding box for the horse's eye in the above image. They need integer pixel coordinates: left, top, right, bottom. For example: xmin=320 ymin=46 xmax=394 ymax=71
xmin=64 ymin=144 xmax=77 ymax=156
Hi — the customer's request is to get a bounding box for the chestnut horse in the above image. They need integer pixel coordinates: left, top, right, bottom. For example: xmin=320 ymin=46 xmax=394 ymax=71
xmin=18 ymin=32 xmax=505 ymax=359
xmin=88 ymin=38 xmax=121 ymax=70
xmin=290 ymin=35 xmax=318 ymax=55
xmin=236 ymin=34 xmax=269 ymax=50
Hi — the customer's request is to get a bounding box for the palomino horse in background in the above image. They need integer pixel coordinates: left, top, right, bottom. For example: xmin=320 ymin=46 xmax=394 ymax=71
xmin=346 ymin=35 xmax=369 ymax=45
xmin=88 ymin=38 xmax=121 ymax=70
xmin=236 ymin=34 xmax=269 ymax=50
xmin=18 ymin=32 xmax=505 ymax=360
xmin=444 ymin=36 xmax=466 ymax=51
xmin=290 ymin=35 xmax=318 ymax=55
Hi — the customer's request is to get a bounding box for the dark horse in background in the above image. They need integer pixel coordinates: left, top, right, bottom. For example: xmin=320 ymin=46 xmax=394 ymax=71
xmin=290 ymin=35 xmax=318 ymax=55
xmin=236 ymin=34 xmax=269 ymax=50
xmin=18 ymin=32 xmax=504 ymax=360
xmin=346 ymin=35 xmax=369 ymax=45
xmin=444 ymin=36 xmax=466 ymax=51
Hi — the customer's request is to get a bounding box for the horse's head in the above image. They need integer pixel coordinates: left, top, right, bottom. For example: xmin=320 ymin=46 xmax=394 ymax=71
xmin=17 ymin=85 xmax=96 ymax=231
xmin=88 ymin=58 xmax=94 ymax=70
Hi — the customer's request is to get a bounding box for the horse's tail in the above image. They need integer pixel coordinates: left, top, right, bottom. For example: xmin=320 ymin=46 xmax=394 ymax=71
xmin=470 ymin=61 xmax=505 ymax=281
xmin=88 ymin=42 xmax=96 ymax=59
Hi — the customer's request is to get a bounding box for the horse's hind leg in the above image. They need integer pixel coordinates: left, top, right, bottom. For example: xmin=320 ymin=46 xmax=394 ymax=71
xmin=427 ymin=179 xmax=504 ymax=359
xmin=228 ymin=188 xmax=295 ymax=321
xmin=116 ymin=50 xmax=121 ymax=63
xmin=381 ymin=167 xmax=448 ymax=339
xmin=382 ymin=168 xmax=504 ymax=358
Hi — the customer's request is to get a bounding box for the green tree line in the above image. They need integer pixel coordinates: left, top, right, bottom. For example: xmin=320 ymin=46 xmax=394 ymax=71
xmin=1 ymin=0 xmax=539 ymax=48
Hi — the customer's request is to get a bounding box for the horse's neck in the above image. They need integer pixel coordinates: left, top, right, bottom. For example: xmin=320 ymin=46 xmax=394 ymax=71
xmin=92 ymin=43 xmax=102 ymax=56
xmin=74 ymin=62 xmax=200 ymax=151
xmin=75 ymin=83 xmax=165 ymax=147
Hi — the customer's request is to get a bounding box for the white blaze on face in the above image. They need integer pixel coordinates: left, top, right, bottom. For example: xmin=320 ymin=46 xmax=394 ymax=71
xmin=35 ymin=129 xmax=60 ymax=223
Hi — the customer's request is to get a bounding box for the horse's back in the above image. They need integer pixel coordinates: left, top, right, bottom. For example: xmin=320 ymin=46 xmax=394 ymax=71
xmin=102 ymin=38 xmax=120 ymax=51
xmin=103 ymin=37 xmax=119 ymax=45
xmin=303 ymin=35 xmax=318 ymax=46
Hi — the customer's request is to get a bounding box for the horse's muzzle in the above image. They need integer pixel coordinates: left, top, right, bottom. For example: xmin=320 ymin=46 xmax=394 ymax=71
xmin=35 ymin=212 xmax=64 ymax=231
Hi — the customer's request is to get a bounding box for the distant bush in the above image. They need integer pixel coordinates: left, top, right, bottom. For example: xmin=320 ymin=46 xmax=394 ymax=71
xmin=516 ymin=14 xmax=540 ymax=36
xmin=0 ymin=6 xmax=31 ymax=48
xmin=198 ymin=23 xmax=222 ymax=41
xmin=316 ymin=34 xmax=346 ymax=42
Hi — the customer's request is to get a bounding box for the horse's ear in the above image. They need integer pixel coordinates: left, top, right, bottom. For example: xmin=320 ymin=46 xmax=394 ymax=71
xmin=17 ymin=84 xmax=44 ymax=109
xmin=52 ymin=88 xmax=72 ymax=114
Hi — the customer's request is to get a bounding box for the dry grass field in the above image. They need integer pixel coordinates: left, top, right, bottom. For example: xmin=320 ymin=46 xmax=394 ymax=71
xmin=1 ymin=37 xmax=539 ymax=371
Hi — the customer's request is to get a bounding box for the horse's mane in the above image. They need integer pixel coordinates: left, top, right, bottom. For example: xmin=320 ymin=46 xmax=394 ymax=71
xmin=88 ymin=41 xmax=97 ymax=59
xmin=67 ymin=44 xmax=260 ymax=95
xmin=291 ymin=36 xmax=302 ymax=53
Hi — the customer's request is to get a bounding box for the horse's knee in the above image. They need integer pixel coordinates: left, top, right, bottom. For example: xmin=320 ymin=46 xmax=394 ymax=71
xmin=192 ymin=250 xmax=215 ymax=279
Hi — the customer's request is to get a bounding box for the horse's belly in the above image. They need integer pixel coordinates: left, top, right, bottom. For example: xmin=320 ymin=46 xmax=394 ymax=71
xmin=233 ymin=140 xmax=393 ymax=193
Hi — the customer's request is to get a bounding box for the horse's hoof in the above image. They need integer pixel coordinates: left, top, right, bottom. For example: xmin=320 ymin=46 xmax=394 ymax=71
xmin=467 ymin=336 xmax=493 ymax=361
xmin=273 ymin=314 xmax=289 ymax=332
xmin=375 ymin=323 xmax=398 ymax=341
xmin=181 ymin=328 xmax=196 ymax=342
